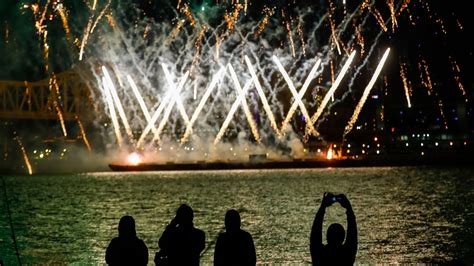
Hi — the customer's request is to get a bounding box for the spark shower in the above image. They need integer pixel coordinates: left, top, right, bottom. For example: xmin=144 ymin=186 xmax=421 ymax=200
xmin=15 ymin=0 xmax=468 ymax=163
xmin=101 ymin=49 xmax=390 ymax=150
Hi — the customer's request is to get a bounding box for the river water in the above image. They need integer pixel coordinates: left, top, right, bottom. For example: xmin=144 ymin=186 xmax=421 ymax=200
xmin=1 ymin=167 xmax=473 ymax=264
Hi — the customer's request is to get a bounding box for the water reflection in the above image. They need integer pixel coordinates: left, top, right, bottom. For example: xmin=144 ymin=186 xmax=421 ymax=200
xmin=0 ymin=167 xmax=473 ymax=264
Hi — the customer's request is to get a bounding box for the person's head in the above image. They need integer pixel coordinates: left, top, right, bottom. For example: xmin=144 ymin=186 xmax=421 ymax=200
xmin=176 ymin=204 xmax=194 ymax=226
xmin=118 ymin=215 xmax=136 ymax=238
xmin=225 ymin=209 xmax=241 ymax=232
xmin=327 ymin=223 xmax=345 ymax=246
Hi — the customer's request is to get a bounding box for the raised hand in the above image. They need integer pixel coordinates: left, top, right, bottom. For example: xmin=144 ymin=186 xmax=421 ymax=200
xmin=321 ymin=192 xmax=336 ymax=208
xmin=337 ymin=194 xmax=352 ymax=210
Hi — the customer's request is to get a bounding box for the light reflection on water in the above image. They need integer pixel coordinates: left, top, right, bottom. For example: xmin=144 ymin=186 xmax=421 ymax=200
xmin=0 ymin=167 xmax=473 ymax=264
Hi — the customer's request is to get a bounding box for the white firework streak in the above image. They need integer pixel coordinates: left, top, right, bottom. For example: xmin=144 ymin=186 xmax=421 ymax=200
xmin=102 ymin=77 xmax=122 ymax=147
xmin=272 ymin=56 xmax=321 ymax=137
xmin=152 ymin=71 xmax=190 ymax=145
xmin=214 ymin=64 xmax=260 ymax=145
xmin=79 ymin=17 xmax=93 ymax=61
xmin=102 ymin=66 xmax=134 ymax=141
xmin=343 ymin=48 xmax=390 ymax=137
xmin=309 ymin=50 xmax=357 ymax=130
xmin=127 ymin=75 xmax=156 ymax=134
xmin=244 ymin=56 xmax=282 ymax=138
xmin=180 ymin=67 xmax=226 ymax=143
xmin=162 ymin=64 xmax=191 ymax=127
xmin=399 ymin=63 xmax=412 ymax=108
xmin=136 ymin=90 xmax=173 ymax=148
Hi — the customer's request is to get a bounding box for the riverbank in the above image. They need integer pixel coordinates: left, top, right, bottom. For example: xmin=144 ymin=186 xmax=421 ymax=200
xmin=109 ymin=153 xmax=474 ymax=171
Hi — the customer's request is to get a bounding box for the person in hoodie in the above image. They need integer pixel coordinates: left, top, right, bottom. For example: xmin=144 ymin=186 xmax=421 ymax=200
xmin=105 ymin=215 xmax=148 ymax=265
xmin=214 ymin=209 xmax=256 ymax=266
xmin=157 ymin=204 xmax=205 ymax=266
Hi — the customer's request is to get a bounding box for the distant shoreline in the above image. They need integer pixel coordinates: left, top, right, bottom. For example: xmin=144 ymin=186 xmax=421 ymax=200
xmin=109 ymin=154 xmax=474 ymax=171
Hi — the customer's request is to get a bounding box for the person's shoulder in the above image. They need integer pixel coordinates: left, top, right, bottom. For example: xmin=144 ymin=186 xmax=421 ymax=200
xmin=239 ymin=229 xmax=252 ymax=237
xmin=136 ymin=237 xmax=148 ymax=247
xmin=215 ymin=232 xmax=226 ymax=242
xmin=193 ymin=227 xmax=205 ymax=239
xmin=108 ymin=236 xmax=121 ymax=245
xmin=194 ymin=227 xmax=205 ymax=234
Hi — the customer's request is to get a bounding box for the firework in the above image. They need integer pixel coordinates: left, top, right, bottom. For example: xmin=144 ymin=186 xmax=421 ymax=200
xmin=127 ymin=75 xmax=156 ymax=134
xmin=280 ymin=56 xmax=321 ymax=135
xmin=285 ymin=20 xmax=296 ymax=57
xmin=181 ymin=68 xmax=225 ymax=144
xmin=181 ymin=3 xmax=197 ymax=27
xmin=387 ymin=0 xmax=398 ymax=32
xmin=152 ymin=72 xmax=189 ymax=143
xmin=214 ymin=65 xmax=260 ymax=145
xmin=255 ymin=7 xmax=274 ymax=38
xmin=79 ymin=18 xmax=93 ymax=61
xmin=55 ymin=3 xmax=70 ymax=40
xmin=245 ymin=56 xmax=282 ymax=139
xmin=12 ymin=0 xmax=470 ymax=157
xmin=438 ymin=99 xmax=448 ymax=130
xmin=102 ymin=67 xmax=134 ymax=141
xmin=15 ymin=136 xmax=33 ymax=175
xmin=272 ymin=56 xmax=320 ymax=137
xmin=418 ymin=59 xmax=433 ymax=95
xmin=449 ymin=57 xmax=467 ymax=100
xmin=344 ymin=48 xmax=390 ymax=138
xmin=309 ymin=50 xmax=357 ymax=132
xmin=90 ymin=0 xmax=112 ymax=34
xmin=49 ymin=75 xmax=67 ymax=137
xmin=162 ymin=65 xmax=191 ymax=127
xmin=152 ymin=71 xmax=190 ymax=145
xmin=102 ymin=77 xmax=122 ymax=147
xmin=76 ymin=116 xmax=92 ymax=152
xmin=399 ymin=62 xmax=412 ymax=108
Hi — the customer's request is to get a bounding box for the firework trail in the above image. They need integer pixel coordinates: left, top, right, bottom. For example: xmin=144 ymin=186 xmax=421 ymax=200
xmin=273 ymin=56 xmax=320 ymax=137
xmin=449 ymin=57 xmax=467 ymax=101
xmin=15 ymin=136 xmax=33 ymax=175
xmin=152 ymin=71 xmax=190 ymax=145
xmin=102 ymin=76 xmax=123 ymax=147
xmin=102 ymin=67 xmax=134 ymax=141
xmin=214 ymin=64 xmax=260 ymax=145
xmin=418 ymin=59 xmax=433 ymax=95
xmin=162 ymin=65 xmax=191 ymax=127
xmin=79 ymin=18 xmax=93 ymax=61
xmin=310 ymin=50 xmax=357 ymax=131
xmin=55 ymin=3 xmax=70 ymax=40
xmin=399 ymin=61 xmax=412 ymax=108
xmin=76 ymin=116 xmax=92 ymax=152
xmin=127 ymin=75 xmax=156 ymax=134
xmin=49 ymin=75 xmax=67 ymax=137
xmin=181 ymin=68 xmax=225 ymax=144
xmin=343 ymin=48 xmax=390 ymax=138
xmin=245 ymin=56 xmax=282 ymax=139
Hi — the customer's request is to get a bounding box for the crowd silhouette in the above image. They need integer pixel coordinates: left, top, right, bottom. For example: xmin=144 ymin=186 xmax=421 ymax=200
xmin=106 ymin=194 xmax=358 ymax=265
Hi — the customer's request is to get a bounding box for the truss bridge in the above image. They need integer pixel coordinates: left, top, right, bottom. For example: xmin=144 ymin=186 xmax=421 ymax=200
xmin=0 ymin=70 xmax=95 ymax=121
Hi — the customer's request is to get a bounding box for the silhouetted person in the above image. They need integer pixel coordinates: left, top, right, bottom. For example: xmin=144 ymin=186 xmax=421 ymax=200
xmin=310 ymin=193 xmax=357 ymax=265
xmin=214 ymin=209 xmax=256 ymax=266
xmin=157 ymin=204 xmax=205 ymax=266
xmin=105 ymin=215 xmax=148 ymax=265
